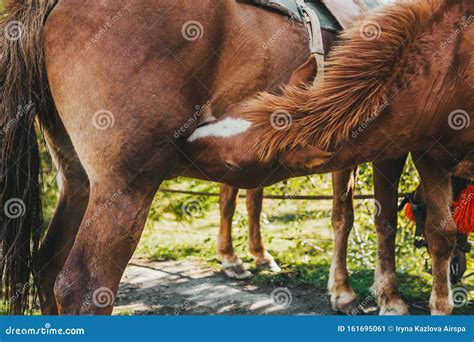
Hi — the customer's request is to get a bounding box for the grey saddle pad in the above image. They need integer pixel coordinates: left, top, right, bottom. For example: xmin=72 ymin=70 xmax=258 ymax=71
xmin=244 ymin=0 xmax=342 ymax=31
xmin=245 ymin=0 xmax=387 ymax=31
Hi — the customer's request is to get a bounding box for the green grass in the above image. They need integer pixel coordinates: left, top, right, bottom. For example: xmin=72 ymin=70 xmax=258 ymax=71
xmin=136 ymin=180 xmax=473 ymax=314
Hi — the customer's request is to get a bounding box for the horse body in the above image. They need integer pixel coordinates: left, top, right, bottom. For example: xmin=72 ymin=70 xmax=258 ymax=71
xmin=46 ymin=0 xmax=316 ymax=315
xmin=179 ymin=0 xmax=474 ymax=314
xmin=1 ymin=0 xmax=327 ymax=314
xmin=181 ymin=0 xmax=474 ymax=183
xmin=1 ymin=0 xmax=469 ymax=316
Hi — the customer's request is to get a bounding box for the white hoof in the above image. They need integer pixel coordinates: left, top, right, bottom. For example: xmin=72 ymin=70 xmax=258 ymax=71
xmin=263 ymin=259 xmax=282 ymax=273
xmin=379 ymin=299 xmax=409 ymax=315
xmin=330 ymin=290 xmax=358 ymax=314
xmin=429 ymin=291 xmax=454 ymax=315
xmin=222 ymin=258 xmax=252 ymax=280
xmin=254 ymin=251 xmax=281 ymax=273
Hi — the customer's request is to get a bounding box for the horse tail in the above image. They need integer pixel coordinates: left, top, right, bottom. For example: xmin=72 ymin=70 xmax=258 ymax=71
xmin=0 ymin=0 xmax=58 ymax=314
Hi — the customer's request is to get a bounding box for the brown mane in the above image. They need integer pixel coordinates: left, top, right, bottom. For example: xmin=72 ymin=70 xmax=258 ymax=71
xmin=243 ymin=0 xmax=446 ymax=161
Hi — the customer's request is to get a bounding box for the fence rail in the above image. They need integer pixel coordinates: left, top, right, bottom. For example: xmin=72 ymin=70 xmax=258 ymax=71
xmin=158 ymin=188 xmax=409 ymax=201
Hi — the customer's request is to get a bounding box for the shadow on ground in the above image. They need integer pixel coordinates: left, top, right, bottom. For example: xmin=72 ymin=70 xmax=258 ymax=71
xmin=114 ymin=258 xmax=333 ymax=315
xmin=115 ymin=258 xmax=472 ymax=315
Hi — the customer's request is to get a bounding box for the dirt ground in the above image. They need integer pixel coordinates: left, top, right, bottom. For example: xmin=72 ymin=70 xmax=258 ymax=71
xmin=114 ymin=256 xmax=464 ymax=315
xmin=114 ymin=258 xmax=336 ymax=315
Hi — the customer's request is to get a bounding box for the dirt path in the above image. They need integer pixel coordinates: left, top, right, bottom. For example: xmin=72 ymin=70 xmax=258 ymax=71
xmin=114 ymin=258 xmax=334 ymax=315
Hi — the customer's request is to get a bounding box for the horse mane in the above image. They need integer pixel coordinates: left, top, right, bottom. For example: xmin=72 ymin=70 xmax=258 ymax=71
xmin=243 ymin=0 xmax=446 ymax=161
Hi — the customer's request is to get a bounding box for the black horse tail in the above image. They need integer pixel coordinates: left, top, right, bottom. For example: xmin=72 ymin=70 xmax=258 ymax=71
xmin=0 ymin=0 xmax=57 ymax=314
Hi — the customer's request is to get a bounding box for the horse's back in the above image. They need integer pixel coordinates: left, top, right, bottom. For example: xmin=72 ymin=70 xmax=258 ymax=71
xmin=43 ymin=0 xmax=311 ymax=176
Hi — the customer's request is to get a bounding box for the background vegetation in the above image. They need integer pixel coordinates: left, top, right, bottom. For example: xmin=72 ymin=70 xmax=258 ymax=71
xmin=41 ymin=138 xmax=474 ymax=313
xmin=137 ymin=161 xmax=473 ymax=313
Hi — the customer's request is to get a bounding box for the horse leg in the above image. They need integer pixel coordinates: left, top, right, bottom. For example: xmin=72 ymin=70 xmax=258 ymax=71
xmin=54 ymin=176 xmax=157 ymax=314
xmin=373 ymin=157 xmax=409 ymax=315
xmin=34 ymin=120 xmax=89 ymax=315
xmin=218 ymin=184 xmax=251 ymax=279
xmin=328 ymin=168 xmax=358 ymax=313
xmin=414 ymin=157 xmax=456 ymax=315
xmin=246 ymin=188 xmax=280 ymax=272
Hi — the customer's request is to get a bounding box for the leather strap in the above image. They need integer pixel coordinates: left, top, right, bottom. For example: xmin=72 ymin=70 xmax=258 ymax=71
xmin=296 ymin=0 xmax=325 ymax=78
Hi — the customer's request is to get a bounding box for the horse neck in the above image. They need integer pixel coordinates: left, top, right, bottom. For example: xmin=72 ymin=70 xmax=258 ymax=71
xmin=294 ymin=8 xmax=471 ymax=174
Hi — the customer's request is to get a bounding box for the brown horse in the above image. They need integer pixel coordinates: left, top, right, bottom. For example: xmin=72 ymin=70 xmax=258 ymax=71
xmin=218 ymin=160 xmax=410 ymax=315
xmin=214 ymin=55 xmax=323 ymax=279
xmin=0 ymin=0 xmax=341 ymax=314
xmin=212 ymin=2 xmax=405 ymax=316
xmin=178 ymin=0 xmax=474 ymax=315
xmin=329 ymin=159 xmax=409 ymax=315
xmin=1 ymin=0 xmax=470 ymax=317
xmin=217 ymin=185 xmax=280 ymax=279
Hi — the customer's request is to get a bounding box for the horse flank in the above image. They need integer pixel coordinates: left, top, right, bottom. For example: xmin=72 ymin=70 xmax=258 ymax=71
xmin=243 ymin=0 xmax=448 ymax=161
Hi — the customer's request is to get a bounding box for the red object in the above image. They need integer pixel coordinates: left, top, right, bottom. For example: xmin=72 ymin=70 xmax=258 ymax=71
xmin=405 ymin=202 xmax=415 ymax=222
xmin=452 ymin=185 xmax=474 ymax=235
xmin=403 ymin=185 xmax=474 ymax=235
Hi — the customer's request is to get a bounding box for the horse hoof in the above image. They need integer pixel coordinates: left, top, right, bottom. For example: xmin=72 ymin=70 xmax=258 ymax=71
xmin=254 ymin=251 xmax=281 ymax=273
xmin=379 ymin=299 xmax=409 ymax=315
xmin=430 ymin=309 xmax=453 ymax=315
xmin=222 ymin=259 xmax=252 ymax=280
xmin=429 ymin=294 xmax=454 ymax=315
xmin=330 ymin=290 xmax=358 ymax=314
xmin=256 ymin=259 xmax=281 ymax=273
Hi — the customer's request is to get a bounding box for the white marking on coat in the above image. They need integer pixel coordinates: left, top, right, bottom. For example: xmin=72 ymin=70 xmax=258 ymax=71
xmin=187 ymin=118 xmax=251 ymax=142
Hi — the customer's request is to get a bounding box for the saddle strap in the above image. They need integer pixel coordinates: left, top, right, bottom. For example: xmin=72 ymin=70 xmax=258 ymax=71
xmin=296 ymin=0 xmax=325 ymax=78
xmin=322 ymin=0 xmax=386 ymax=30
